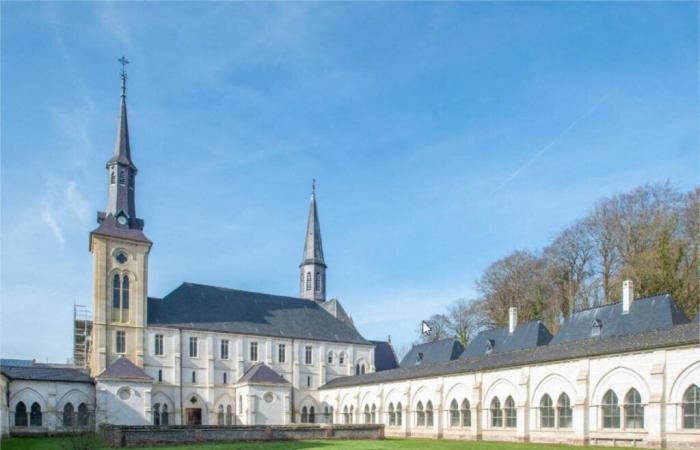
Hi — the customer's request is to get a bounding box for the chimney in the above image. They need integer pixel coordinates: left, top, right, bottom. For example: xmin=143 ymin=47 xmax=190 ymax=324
xmin=508 ymin=307 xmax=518 ymax=334
xmin=622 ymin=280 xmax=634 ymax=314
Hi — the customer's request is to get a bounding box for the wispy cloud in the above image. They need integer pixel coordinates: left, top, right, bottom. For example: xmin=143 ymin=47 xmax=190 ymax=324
xmin=97 ymin=3 xmax=134 ymax=50
xmin=491 ymin=91 xmax=616 ymax=195
xmin=40 ymin=205 xmax=65 ymax=245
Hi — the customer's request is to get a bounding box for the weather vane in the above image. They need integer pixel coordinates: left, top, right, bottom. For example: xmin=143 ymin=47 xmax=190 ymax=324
xmin=118 ymin=56 xmax=129 ymax=97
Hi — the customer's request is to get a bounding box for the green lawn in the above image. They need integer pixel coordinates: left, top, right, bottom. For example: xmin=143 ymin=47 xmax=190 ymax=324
xmin=0 ymin=437 xmax=619 ymax=450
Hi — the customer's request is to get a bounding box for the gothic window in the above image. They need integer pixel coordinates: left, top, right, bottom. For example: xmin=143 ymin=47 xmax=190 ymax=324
xmin=396 ymin=402 xmax=403 ymax=426
xmin=490 ymin=397 xmax=502 ymax=427
xmin=426 ymin=401 xmax=434 ymax=427
xmin=540 ymin=394 xmax=554 ymax=428
xmin=624 ymin=388 xmax=644 ymax=429
xmin=161 ymin=404 xmax=169 ymax=425
xmin=305 ymin=272 xmax=312 ymax=291
xmin=602 ymin=390 xmax=620 ymax=429
xmin=112 ymin=274 xmax=120 ymax=309
xmin=154 ymin=404 xmax=161 ymax=426
xmin=119 ymin=170 xmax=126 ymax=185
xmin=416 ymin=401 xmax=425 ymax=427
xmin=221 ymin=339 xmax=229 ymax=360
xmin=449 ymin=399 xmax=459 ymax=427
xmin=78 ymin=403 xmax=89 ymax=427
xmin=461 ymin=399 xmax=471 ymax=427
xmin=364 ymin=404 xmax=370 ymax=423
xmin=250 ymin=342 xmax=258 ymax=361
xmin=30 ymin=402 xmax=42 ymax=427
xmin=301 ymin=406 xmax=308 ymax=423
xmin=329 ymin=406 xmax=334 ymax=424
xmin=361 ymin=364 xmax=366 ymax=374
xmin=226 ymin=405 xmax=232 ymax=425
xmin=315 ymin=272 xmax=321 ymax=292
xmin=278 ymin=344 xmax=286 ymax=363
xmin=309 ymin=406 xmax=316 ymax=423
xmin=116 ymin=330 xmax=126 ymax=353
xmin=189 ymin=337 xmax=198 ymax=358
xmin=217 ymin=405 xmax=224 ymax=425
xmin=327 ymin=352 xmax=333 ymax=364
xmin=305 ymin=345 xmax=312 ymax=364
xmin=371 ymin=404 xmax=376 ymax=424
xmin=343 ymin=405 xmax=349 ymax=424
xmin=504 ymin=396 xmax=516 ymax=428
xmin=557 ymin=393 xmax=572 ymax=428
xmin=63 ymin=403 xmax=74 ymax=427
xmin=121 ymin=276 xmax=129 ymax=309
xmin=355 ymin=364 xmax=360 ymax=375
xmin=339 ymin=352 xmax=345 ymax=365
xmin=388 ymin=403 xmax=396 ymax=426
xmin=684 ymin=385 xmax=700 ymax=429
xmin=154 ymin=334 xmax=164 ymax=356
xmin=14 ymin=402 xmax=27 ymax=427
xmin=349 ymin=405 xmax=354 ymax=424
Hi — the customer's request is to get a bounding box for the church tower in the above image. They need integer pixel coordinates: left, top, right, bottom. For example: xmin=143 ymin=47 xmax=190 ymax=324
xmin=89 ymin=58 xmax=152 ymax=376
xmin=299 ymin=181 xmax=326 ymax=302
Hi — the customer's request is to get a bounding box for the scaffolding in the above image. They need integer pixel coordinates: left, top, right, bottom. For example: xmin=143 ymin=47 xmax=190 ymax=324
xmin=73 ymin=303 xmax=93 ymax=369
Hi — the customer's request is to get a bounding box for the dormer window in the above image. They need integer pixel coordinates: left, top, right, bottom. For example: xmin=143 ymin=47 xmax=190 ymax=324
xmin=486 ymin=339 xmax=495 ymax=354
xmin=416 ymin=352 xmax=424 ymax=364
xmin=591 ymin=319 xmax=603 ymax=337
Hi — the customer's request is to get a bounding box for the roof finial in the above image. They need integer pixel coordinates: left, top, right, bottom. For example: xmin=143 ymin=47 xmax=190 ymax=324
xmin=312 ymin=178 xmax=316 ymax=198
xmin=118 ymin=56 xmax=129 ymax=98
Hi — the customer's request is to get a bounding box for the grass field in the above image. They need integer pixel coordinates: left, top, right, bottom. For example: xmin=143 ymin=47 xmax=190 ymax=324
xmin=0 ymin=437 xmax=620 ymax=450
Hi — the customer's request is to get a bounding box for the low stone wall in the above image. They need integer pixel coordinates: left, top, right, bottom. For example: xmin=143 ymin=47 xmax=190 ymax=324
xmin=100 ymin=424 xmax=384 ymax=448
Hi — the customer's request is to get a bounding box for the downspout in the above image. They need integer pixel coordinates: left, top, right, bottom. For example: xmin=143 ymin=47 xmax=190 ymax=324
xmin=179 ymin=328 xmax=183 ymax=426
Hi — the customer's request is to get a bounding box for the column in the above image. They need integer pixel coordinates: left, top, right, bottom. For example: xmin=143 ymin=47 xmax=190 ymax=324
xmin=573 ymin=363 xmax=590 ymax=446
xmin=471 ymin=377 xmax=482 ymax=441
xmin=516 ymin=369 xmax=530 ymax=443
xmin=647 ymin=356 xmax=666 ymax=448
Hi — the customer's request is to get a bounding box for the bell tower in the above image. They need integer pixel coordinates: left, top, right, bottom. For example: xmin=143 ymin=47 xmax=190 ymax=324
xmin=89 ymin=57 xmax=152 ymax=376
xmin=299 ymin=180 xmax=326 ymax=302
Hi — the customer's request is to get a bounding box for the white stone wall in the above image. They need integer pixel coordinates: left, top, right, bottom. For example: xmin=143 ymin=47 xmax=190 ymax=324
xmin=0 ymin=374 xmax=9 ymax=437
xmin=96 ymin=379 xmax=150 ymax=426
xmin=319 ymin=344 xmax=700 ymax=449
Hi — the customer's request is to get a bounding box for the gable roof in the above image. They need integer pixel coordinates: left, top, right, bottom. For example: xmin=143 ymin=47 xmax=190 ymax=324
xmin=97 ymin=356 xmax=151 ymax=381
xmin=461 ymin=320 xmax=553 ymax=359
xmin=320 ymin=299 xmax=357 ymax=332
xmin=550 ymin=294 xmax=690 ymax=345
xmin=371 ymin=341 xmax=399 ymax=371
xmin=321 ymin=323 xmax=699 ymax=390
xmin=148 ymin=283 xmax=370 ymax=345
xmin=237 ymin=364 xmax=289 ymax=385
xmin=400 ymin=338 xmax=464 ymax=368
xmin=0 ymin=360 xmax=92 ymax=384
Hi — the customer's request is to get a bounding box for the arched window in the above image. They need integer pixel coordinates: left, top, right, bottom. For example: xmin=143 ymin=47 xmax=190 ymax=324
xmin=112 ymin=274 xmax=120 ymax=309
xmin=226 ymin=405 xmax=232 ymax=425
xmin=490 ymin=397 xmax=502 ymax=427
xmin=349 ymin=405 xmax=354 ymax=424
xmin=339 ymin=352 xmax=345 ymax=365
xmin=416 ymin=401 xmax=425 ymax=427
xmin=602 ymin=390 xmax=620 ymax=429
xmin=327 ymin=352 xmax=333 ymax=364
xmin=624 ymin=388 xmax=644 ymax=429
xmin=301 ymin=406 xmax=308 ymax=423
xmin=324 ymin=406 xmax=330 ymax=424
xmin=15 ymin=402 xmax=27 ymax=427
xmin=305 ymin=272 xmax=312 ymax=291
xmin=217 ymin=405 xmax=224 ymax=425
xmin=449 ymin=399 xmax=459 ymax=427
xmin=426 ymin=401 xmax=434 ymax=427
xmin=540 ymin=395 xmax=554 ymax=428
xmin=557 ymin=393 xmax=572 ymax=428
xmin=153 ymin=404 xmax=161 ymax=426
xmin=361 ymin=364 xmax=366 ymax=374
xmin=309 ymin=406 xmax=315 ymax=423
xmin=329 ymin=406 xmax=334 ymax=424
xmin=396 ymin=402 xmax=403 ymax=426
xmin=315 ymin=272 xmax=321 ymax=292
xmin=121 ymin=276 xmax=129 ymax=309
xmin=504 ymin=396 xmax=516 ymax=428
xmin=684 ymin=385 xmax=700 ymax=429
xmin=111 ymin=171 xmax=115 ymax=184
xmin=461 ymin=399 xmax=471 ymax=427
xmin=388 ymin=403 xmax=396 ymax=426
xmin=78 ymin=403 xmax=89 ymax=427
xmin=63 ymin=403 xmax=74 ymax=427
xmin=343 ymin=405 xmax=350 ymax=424
xmin=371 ymin=404 xmax=376 ymax=424
xmin=30 ymin=402 xmax=42 ymax=427
xmin=364 ymin=404 xmax=370 ymax=423
xmin=355 ymin=364 xmax=360 ymax=375
xmin=161 ymin=404 xmax=169 ymax=426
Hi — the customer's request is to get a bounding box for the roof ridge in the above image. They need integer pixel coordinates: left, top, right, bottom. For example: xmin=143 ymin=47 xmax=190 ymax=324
xmin=571 ymin=293 xmax=671 ymax=314
xmin=179 ymin=282 xmax=306 ymax=302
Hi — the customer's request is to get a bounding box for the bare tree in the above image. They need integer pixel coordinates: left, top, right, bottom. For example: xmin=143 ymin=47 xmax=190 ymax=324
xmin=416 ymin=313 xmax=451 ymax=343
xmin=446 ymin=299 xmax=487 ymax=347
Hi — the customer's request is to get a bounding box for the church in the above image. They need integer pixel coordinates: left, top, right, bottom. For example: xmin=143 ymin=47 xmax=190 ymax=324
xmin=1 ymin=70 xmax=699 ymax=449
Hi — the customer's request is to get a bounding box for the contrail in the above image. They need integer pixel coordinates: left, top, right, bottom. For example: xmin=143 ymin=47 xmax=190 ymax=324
xmin=491 ymin=91 xmax=615 ymax=195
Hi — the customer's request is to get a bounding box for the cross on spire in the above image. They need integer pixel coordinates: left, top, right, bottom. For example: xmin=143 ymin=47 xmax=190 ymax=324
xmin=312 ymin=178 xmax=316 ymax=197
xmin=118 ymin=56 xmax=129 ymax=97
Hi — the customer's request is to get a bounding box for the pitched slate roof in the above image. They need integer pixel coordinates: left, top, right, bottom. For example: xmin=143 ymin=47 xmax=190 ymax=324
xmin=148 ymin=283 xmax=371 ymax=345
xmin=97 ymin=356 xmax=151 ymax=381
xmin=400 ymin=338 xmax=464 ymax=368
xmin=237 ymin=364 xmax=289 ymax=385
xmin=550 ymin=294 xmax=689 ymax=345
xmin=371 ymin=341 xmax=399 ymax=371
xmin=91 ymin=213 xmax=150 ymax=245
xmin=320 ymin=299 xmax=358 ymax=332
xmin=320 ymin=323 xmax=699 ymax=390
xmin=0 ymin=360 xmax=92 ymax=384
xmin=461 ymin=320 xmax=553 ymax=359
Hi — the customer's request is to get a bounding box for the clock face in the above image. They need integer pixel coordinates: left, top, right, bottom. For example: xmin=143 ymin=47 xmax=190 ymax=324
xmin=117 ymin=215 xmax=128 ymax=225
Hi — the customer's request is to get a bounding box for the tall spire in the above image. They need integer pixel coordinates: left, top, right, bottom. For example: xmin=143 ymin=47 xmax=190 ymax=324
xmin=109 ymin=56 xmax=136 ymax=170
xmin=299 ymin=180 xmax=326 ymax=302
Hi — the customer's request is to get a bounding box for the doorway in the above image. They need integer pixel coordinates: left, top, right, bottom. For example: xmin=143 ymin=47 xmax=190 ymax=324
xmin=186 ymin=408 xmax=202 ymax=425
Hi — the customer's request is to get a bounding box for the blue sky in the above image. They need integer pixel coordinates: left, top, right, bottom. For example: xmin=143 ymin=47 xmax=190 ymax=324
xmin=2 ymin=2 xmax=698 ymax=362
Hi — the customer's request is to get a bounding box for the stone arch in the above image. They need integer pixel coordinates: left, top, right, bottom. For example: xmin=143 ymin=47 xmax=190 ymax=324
xmin=531 ymin=373 xmax=577 ymax=406
xmin=444 ymin=382 xmax=470 ymax=404
xmin=10 ymin=387 xmax=47 ymax=412
xmin=360 ymin=390 xmax=378 ymax=408
xmin=108 ymin=267 xmax=138 ymax=283
xmin=411 ymin=385 xmax=434 ymax=409
xmin=592 ymin=366 xmax=650 ymax=405
xmin=57 ymin=388 xmax=90 ymax=411
xmin=213 ymin=393 xmax=234 ymax=409
xmin=298 ymin=395 xmax=319 ymax=410
xmin=182 ymin=391 xmax=209 ymax=417
xmin=383 ymin=387 xmax=403 ymax=406
xmin=484 ymin=378 xmax=518 ymax=406
xmin=670 ymin=360 xmax=700 ymax=404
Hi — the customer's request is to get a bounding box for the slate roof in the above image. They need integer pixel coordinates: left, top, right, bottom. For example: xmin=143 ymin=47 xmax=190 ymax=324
xmin=97 ymin=356 xmax=151 ymax=381
xmin=320 ymin=299 xmax=358 ymax=332
xmin=400 ymin=338 xmax=464 ymax=368
xmin=148 ymin=283 xmax=371 ymax=345
xmin=91 ymin=214 xmax=150 ymax=245
xmin=320 ymin=323 xmax=699 ymax=390
xmin=550 ymin=294 xmax=690 ymax=345
xmin=237 ymin=364 xmax=289 ymax=385
xmin=0 ymin=360 xmax=92 ymax=384
xmin=461 ymin=320 xmax=553 ymax=359
xmin=371 ymin=341 xmax=399 ymax=371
